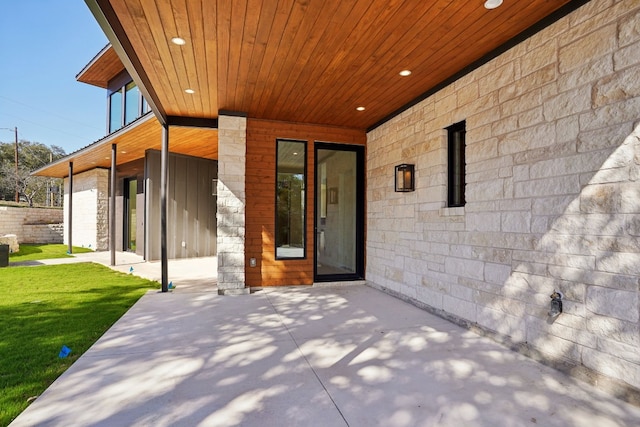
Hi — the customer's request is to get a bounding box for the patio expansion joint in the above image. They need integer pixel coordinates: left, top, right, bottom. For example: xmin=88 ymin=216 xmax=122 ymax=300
xmin=264 ymin=291 xmax=351 ymax=427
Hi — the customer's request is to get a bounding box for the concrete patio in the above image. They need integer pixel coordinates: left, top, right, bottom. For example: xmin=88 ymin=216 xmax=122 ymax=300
xmin=9 ymin=255 xmax=640 ymax=426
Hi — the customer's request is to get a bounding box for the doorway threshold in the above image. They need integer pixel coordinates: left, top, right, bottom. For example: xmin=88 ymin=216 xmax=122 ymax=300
xmin=312 ymin=280 xmax=366 ymax=287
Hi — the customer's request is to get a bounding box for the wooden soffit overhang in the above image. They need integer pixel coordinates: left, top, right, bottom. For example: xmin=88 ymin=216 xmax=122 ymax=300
xmin=33 ymin=113 xmax=218 ymax=178
xmin=76 ymin=44 xmax=125 ymax=88
xmin=84 ymin=0 xmax=588 ymax=131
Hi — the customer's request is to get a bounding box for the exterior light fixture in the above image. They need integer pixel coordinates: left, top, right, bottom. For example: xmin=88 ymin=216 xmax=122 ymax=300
xmin=548 ymin=291 xmax=563 ymax=317
xmin=185 ymin=88 xmax=195 ymax=94
xmin=484 ymin=0 xmax=503 ymax=9
xmin=399 ymin=70 xmax=412 ymax=76
xmin=395 ymin=164 xmax=415 ymax=192
xmin=356 ymin=106 xmax=365 ymax=111
xmin=171 ymin=37 xmax=186 ymax=45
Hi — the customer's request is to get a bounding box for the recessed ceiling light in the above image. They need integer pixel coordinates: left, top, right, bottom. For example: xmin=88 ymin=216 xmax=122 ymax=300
xmin=121 ymin=151 xmax=127 ymax=154
xmin=185 ymin=88 xmax=195 ymax=94
xmin=356 ymin=106 xmax=365 ymax=111
xmin=484 ymin=0 xmax=503 ymax=9
xmin=399 ymin=70 xmax=412 ymax=76
xmin=171 ymin=37 xmax=186 ymax=45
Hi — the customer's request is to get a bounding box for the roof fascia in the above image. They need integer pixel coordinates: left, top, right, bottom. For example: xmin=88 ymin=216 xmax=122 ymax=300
xmin=75 ymin=43 xmax=112 ymax=84
xmin=84 ymin=0 xmax=168 ymax=126
xmin=32 ymin=113 xmax=156 ymax=177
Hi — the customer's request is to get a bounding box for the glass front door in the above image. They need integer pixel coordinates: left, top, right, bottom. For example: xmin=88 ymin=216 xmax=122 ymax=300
xmin=315 ymin=143 xmax=364 ymax=281
xmin=124 ymin=178 xmax=137 ymax=252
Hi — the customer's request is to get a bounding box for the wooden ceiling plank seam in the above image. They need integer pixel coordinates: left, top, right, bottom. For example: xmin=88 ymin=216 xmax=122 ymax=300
xmin=244 ymin=0 xmax=293 ymax=116
xmin=232 ymin=0 xmax=263 ymax=110
xmin=113 ymin=0 xmax=181 ymax=117
xmin=310 ymin=0 xmax=536 ymax=127
xmin=135 ymin=0 xmax=190 ymax=116
xmin=266 ymin=0 xmax=339 ymax=118
xmin=216 ymin=0 xmax=233 ymax=110
xmin=305 ymin=0 xmax=468 ymax=125
xmin=296 ymin=2 xmax=413 ymax=125
xmin=185 ymin=0 xmax=212 ymax=117
xmin=202 ymin=0 xmax=218 ymax=117
xmin=151 ymin=0 xmax=196 ymax=116
xmin=171 ymin=0 xmax=204 ymax=116
xmin=249 ymin=0 xmax=299 ymax=116
xmin=242 ymin=0 xmax=278 ymax=115
xmin=317 ymin=0 xmax=472 ymax=125
xmin=371 ymin=0 xmax=554 ymax=110
xmin=249 ymin=0 xmax=312 ymax=117
xmin=366 ymin=0 xmax=578 ymax=131
xmin=287 ymin=0 xmax=389 ymax=122
xmin=225 ymin=0 xmax=247 ymax=111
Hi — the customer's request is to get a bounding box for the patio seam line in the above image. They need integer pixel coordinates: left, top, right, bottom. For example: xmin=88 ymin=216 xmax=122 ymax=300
xmin=263 ymin=291 xmax=350 ymax=427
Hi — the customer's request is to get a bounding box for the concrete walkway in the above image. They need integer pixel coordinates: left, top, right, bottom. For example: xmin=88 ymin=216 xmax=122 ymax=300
xmin=11 ymin=251 xmax=218 ymax=292
xmin=9 ymin=261 xmax=640 ymax=427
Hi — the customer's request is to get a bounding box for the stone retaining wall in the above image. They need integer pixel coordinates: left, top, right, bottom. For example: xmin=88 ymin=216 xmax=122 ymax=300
xmin=0 ymin=206 xmax=64 ymax=244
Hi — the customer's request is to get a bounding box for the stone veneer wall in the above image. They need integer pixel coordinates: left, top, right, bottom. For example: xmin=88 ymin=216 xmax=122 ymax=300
xmin=217 ymin=115 xmax=248 ymax=294
xmin=366 ymin=0 xmax=640 ymax=396
xmin=0 ymin=206 xmax=63 ymax=244
xmin=63 ymin=168 xmax=109 ymax=250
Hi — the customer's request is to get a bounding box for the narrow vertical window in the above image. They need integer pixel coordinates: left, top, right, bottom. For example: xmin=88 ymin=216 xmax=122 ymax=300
xmin=447 ymin=120 xmax=466 ymax=207
xmin=124 ymin=81 xmax=140 ymax=125
xmin=109 ymin=89 xmax=123 ymax=133
xmin=276 ymin=139 xmax=306 ymax=259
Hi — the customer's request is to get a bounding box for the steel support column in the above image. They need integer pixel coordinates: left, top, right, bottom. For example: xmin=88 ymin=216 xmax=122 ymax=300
xmin=160 ymin=124 xmax=169 ymax=292
xmin=68 ymin=162 xmax=73 ymax=254
xmin=110 ymin=144 xmax=117 ymax=266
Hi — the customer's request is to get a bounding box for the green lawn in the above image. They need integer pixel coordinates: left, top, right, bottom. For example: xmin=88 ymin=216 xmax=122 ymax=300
xmin=0 ymin=263 xmax=158 ymax=426
xmin=9 ymin=244 xmax=93 ymax=262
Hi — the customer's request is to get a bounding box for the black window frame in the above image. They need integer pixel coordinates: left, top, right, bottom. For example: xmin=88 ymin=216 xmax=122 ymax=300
xmin=275 ymin=139 xmax=307 ymax=260
xmin=447 ymin=120 xmax=466 ymax=207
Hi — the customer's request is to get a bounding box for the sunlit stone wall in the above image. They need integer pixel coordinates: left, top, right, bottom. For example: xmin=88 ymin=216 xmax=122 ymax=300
xmin=367 ymin=0 xmax=640 ymax=394
xmin=63 ymin=168 xmax=109 ymax=251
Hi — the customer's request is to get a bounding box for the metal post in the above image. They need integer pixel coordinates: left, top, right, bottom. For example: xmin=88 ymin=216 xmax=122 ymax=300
xmin=14 ymin=127 xmax=19 ymax=202
xmin=160 ymin=124 xmax=169 ymax=292
xmin=68 ymin=162 xmax=73 ymax=254
xmin=110 ymin=144 xmax=117 ymax=266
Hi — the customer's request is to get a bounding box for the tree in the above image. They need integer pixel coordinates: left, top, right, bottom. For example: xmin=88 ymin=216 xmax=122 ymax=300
xmin=0 ymin=140 xmax=66 ymax=206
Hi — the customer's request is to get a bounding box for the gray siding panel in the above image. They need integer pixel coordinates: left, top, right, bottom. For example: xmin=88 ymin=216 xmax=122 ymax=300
xmin=145 ymin=150 xmax=217 ymax=261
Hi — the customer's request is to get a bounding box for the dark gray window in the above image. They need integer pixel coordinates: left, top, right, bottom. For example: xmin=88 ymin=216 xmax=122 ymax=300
xmin=447 ymin=120 xmax=466 ymax=207
xmin=276 ymin=139 xmax=306 ymax=259
xmin=124 ymin=81 xmax=140 ymax=125
xmin=109 ymin=89 xmax=122 ymax=133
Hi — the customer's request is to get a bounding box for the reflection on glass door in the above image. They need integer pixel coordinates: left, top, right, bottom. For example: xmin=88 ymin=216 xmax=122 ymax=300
xmin=315 ymin=143 xmax=364 ymax=281
xmin=124 ymin=178 xmax=137 ymax=252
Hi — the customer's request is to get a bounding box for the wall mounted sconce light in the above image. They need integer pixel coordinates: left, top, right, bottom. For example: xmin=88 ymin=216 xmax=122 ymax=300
xmin=549 ymin=290 xmax=563 ymax=317
xmin=395 ymin=164 xmax=415 ymax=192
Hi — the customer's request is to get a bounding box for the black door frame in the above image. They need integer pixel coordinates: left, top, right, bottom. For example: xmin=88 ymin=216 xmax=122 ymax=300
xmin=313 ymin=142 xmax=365 ymax=282
xmin=123 ymin=177 xmax=136 ymax=252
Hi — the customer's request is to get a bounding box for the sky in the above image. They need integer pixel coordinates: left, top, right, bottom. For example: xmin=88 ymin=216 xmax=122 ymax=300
xmin=0 ymin=1 xmax=110 ymax=155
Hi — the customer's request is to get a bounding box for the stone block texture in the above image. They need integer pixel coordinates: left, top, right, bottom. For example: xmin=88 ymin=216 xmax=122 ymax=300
xmin=366 ymin=0 xmax=640 ymax=391
xmin=63 ymin=169 xmax=109 ymax=250
xmin=217 ymin=115 xmax=248 ymax=294
xmin=0 ymin=206 xmax=63 ymax=244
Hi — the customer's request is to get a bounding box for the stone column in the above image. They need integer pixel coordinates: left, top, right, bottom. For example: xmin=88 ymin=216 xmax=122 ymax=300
xmin=217 ymin=114 xmax=249 ymax=295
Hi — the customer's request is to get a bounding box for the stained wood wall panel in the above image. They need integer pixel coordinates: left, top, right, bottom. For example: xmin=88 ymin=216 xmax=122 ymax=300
xmin=245 ymin=119 xmax=365 ymax=287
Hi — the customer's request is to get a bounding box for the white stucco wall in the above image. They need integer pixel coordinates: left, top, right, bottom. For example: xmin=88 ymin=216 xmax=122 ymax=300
xmin=63 ymin=168 xmax=109 ymax=250
xmin=367 ymin=0 xmax=640 ymax=392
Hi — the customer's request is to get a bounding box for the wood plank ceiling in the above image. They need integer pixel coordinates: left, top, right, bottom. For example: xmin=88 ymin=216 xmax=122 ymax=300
xmin=34 ymin=114 xmax=218 ymax=177
xmin=93 ymin=0 xmax=579 ymax=131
